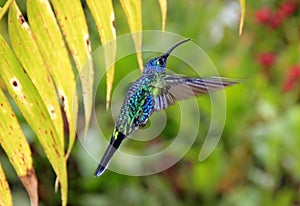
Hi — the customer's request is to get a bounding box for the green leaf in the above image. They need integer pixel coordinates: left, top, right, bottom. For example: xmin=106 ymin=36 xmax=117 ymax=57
xmin=119 ymin=0 xmax=143 ymax=70
xmin=51 ymin=0 xmax=94 ymax=138
xmin=86 ymin=0 xmax=117 ymax=109
xmin=0 ymin=164 xmax=12 ymax=206
xmin=0 ymin=0 xmax=13 ymax=20
xmin=0 ymin=89 xmax=38 ymax=206
xmin=239 ymin=0 xmax=246 ymax=35
xmin=26 ymin=0 xmax=78 ymax=158
xmin=8 ymin=1 xmax=64 ymax=152
xmin=0 ymin=33 xmax=67 ymax=206
xmin=158 ymin=0 xmax=167 ymax=32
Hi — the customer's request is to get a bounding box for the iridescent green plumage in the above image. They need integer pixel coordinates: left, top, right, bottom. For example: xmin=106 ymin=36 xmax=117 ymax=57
xmin=94 ymin=39 xmax=239 ymax=176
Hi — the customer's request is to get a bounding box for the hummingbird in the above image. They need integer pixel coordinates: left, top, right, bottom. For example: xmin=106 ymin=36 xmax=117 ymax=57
xmin=94 ymin=39 xmax=239 ymax=176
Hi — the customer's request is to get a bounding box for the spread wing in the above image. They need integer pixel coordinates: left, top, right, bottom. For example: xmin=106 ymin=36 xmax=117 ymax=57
xmin=153 ymin=75 xmax=239 ymax=111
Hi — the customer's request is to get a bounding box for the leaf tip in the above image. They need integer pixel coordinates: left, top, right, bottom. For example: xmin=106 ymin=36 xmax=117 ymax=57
xmin=238 ymin=0 xmax=246 ymax=36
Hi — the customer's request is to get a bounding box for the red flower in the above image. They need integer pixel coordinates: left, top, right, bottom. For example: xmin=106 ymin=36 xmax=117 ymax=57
xmin=255 ymin=7 xmax=272 ymax=24
xmin=256 ymin=52 xmax=276 ymax=68
xmin=269 ymin=11 xmax=285 ymax=29
xmin=278 ymin=1 xmax=298 ymax=18
xmin=270 ymin=1 xmax=298 ymax=29
xmin=255 ymin=2 xmax=298 ymax=29
xmin=282 ymin=65 xmax=300 ymax=92
xmin=289 ymin=65 xmax=300 ymax=79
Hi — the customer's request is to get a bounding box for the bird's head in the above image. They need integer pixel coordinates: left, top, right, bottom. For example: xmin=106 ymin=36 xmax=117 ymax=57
xmin=143 ymin=39 xmax=191 ymax=74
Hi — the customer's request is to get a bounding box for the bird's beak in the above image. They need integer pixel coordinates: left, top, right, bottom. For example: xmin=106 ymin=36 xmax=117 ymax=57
xmin=164 ymin=38 xmax=191 ymax=58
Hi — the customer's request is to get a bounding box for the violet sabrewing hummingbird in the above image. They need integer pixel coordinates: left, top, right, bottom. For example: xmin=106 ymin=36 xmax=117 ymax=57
xmin=94 ymin=39 xmax=239 ymax=176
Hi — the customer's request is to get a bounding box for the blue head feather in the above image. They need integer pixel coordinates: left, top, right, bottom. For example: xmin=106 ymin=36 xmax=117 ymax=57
xmin=143 ymin=55 xmax=167 ymax=74
xmin=143 ymin=38 xmax=191 ymax=74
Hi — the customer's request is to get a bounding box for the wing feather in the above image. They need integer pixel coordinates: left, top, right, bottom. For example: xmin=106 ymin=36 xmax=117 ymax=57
xmin=166 ymin=75 xmax=239 ymax=101
xmin=153 ymin=75 xmax=239 ymax=111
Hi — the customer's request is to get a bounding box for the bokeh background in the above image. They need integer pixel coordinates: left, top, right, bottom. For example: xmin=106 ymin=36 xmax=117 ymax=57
xmin=1 ymin=0 xmax=300 ymax=205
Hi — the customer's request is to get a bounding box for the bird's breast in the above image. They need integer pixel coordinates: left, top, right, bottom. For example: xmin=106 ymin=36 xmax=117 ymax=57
xmin=115 ymin=78 xmax=154 ymax=135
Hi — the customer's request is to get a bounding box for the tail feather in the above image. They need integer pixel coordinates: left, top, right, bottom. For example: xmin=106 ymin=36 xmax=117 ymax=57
xmin=94 ymin=130 xmax=125 ymax=177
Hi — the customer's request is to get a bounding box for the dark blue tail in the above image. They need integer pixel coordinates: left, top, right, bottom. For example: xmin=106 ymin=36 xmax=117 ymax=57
xmin=94 ymin=130 xmax=125 ymax=177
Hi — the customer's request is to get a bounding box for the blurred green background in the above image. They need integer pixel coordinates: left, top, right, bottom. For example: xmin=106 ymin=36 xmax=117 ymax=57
xmin=1 ymin=0 xmax=300 ymax=205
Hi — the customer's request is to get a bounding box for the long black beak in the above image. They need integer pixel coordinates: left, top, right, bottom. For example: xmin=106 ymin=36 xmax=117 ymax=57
xmin=164 ymin=38 xmax=191 ymax=58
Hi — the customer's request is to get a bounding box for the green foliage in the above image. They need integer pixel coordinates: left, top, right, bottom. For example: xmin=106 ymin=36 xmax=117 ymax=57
xmin=3 ymin=0 xmax=300 ymax=206
xmin=0 ymin=0 xmax=166 ymax=205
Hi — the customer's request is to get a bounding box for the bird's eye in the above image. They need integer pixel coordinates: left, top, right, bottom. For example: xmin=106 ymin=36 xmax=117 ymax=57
xmin=157 ymin=58 xmax=164 ymax=66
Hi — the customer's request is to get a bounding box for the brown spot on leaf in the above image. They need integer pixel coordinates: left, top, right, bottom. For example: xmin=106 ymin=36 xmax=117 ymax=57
xmin=85 ymin=37 xmax=90 ymax=47
xmin=50 ymin=130 xmax=54 ymax=139
xmin=18 ymin=14 xmax=26 ymax=25
xmin=40 ymin=112 xmax=46 ymax=119
xmin=47 ymin=75 xmax=51 ymax=83
xmin=50 ymin=130 xmax=58 ymax=146
xmin=49 ymin=105 xmax=57 ymax=119
xmin=53 ymin=144 xmax=61 ymax=158
xmin=84 ymin=34 xmax=92 ymax=54
xmin=69 ymin=48 xmax=75 ymax=56
xmin=60 ymin=94 xmax=66 ymax=108
xmin=12 ymin=80 xmax=18 ymax=87
xmin=60 ymin=104 xmax=69 ymax=137
xmin=20 ymin=152 xmax=25 ymax=162
xmin=112 ymin=20 xmax=115 ymax=28
xmin=22 ymin=68 xmax=27 ymax=74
